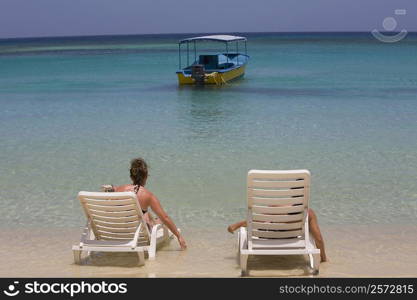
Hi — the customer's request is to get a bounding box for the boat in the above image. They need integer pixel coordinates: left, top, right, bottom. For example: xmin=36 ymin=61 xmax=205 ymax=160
xmin=176 ymin=35 xmax=249 ymax=85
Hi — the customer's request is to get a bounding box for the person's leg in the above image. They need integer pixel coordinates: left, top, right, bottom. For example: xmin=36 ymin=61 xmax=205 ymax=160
xmin=308 ymin=209 xmax=327 ymax=262
xmin=227 ymin=220 xmax=247 ymax=233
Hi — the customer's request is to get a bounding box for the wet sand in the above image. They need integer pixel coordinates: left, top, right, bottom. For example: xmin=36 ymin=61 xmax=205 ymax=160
xmin=0 ymin=224 xmax=416 ymax=277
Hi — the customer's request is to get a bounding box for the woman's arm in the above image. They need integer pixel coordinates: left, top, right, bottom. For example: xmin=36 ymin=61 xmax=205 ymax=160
xmin=148 ymin=192 xmax=187 ymax=250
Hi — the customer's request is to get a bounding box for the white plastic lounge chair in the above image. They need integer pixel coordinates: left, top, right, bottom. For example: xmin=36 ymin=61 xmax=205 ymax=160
xmin=72 ymin=191 xmax=172 ymax=266
xmin=238 ymin=170 xmax=320 ymax=275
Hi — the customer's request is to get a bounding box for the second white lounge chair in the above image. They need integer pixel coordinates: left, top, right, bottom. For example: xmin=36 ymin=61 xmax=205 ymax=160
xmin=238 ymin=170 xmax=320 ymax=275
xmin=72 ymin=191 xmax=172 ymax=266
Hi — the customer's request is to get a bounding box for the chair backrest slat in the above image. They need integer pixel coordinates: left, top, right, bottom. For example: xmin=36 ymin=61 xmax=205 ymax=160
xmin=252 ymin=197 xmax=305 ymax=206
xmin=252 ymin=221 xmax=303 ymax=231
xmin=86 ymin=203 xmax=137 ymax=212
xmin=93 ymin=219 xmax=140 ymax=228
xmin=252 ymin=229 xmax=304 ymax=239
xmin=252 ymin=213 xmax=304 ymax=223
xmin=90 ymin=214 xmax=139 ymax=224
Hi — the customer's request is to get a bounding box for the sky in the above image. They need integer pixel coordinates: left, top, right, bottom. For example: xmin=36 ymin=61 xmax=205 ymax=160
xmin=0 ymin=0 xmax=416 ymax=38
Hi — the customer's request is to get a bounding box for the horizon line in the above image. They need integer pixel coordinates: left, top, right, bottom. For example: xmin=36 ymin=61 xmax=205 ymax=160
xmin=2 ymin=30 xmax=417 ymax=41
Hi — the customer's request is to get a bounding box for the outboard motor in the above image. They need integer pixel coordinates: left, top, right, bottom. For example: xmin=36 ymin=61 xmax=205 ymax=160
xmin=191 ymin=64 xmax=205 ymax=85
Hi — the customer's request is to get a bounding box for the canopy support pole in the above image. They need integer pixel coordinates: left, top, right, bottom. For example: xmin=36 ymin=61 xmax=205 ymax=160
xmin=194 ymin=41 xmax=196 ymax=64
xmin=226 ymin=42 xmax=229 ymax=63
xmin=178 ymin=43 xmax=181 ymax=69
xmin=187 ymin=42 xmax=189 ymax=66
xmin=236 ymin=41 xmax=239 ymax=64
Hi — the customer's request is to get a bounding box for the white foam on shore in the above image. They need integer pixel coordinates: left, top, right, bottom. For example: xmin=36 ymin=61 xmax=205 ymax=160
xmin=0 ymin=224 xmax=416 ymax=277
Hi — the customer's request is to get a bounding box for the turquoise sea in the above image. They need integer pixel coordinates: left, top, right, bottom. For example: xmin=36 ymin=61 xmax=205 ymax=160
xmin=1 ymin=33 xmax=417 ymax=230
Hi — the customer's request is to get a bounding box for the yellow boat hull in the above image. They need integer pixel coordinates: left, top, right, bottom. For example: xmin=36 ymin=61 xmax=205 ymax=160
xmin=177 ymin=65 xmax=246 ymax=85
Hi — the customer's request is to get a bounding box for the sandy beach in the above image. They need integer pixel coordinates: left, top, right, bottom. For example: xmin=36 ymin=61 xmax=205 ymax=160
xmin=1 ymin=224 xmax=416 ymax=277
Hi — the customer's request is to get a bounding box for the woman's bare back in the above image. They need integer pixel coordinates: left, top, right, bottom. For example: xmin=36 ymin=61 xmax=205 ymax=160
xmin=114 ymin=184 xmax=151 ymax=211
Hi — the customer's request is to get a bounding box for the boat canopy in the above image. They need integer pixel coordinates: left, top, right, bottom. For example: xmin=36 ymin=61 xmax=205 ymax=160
xmin=179 ymin=35 xmax=247 ymax=44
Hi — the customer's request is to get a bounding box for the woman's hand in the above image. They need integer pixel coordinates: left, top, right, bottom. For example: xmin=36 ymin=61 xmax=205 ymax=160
xmin=101 ymin=184 xmax=115 ymax=192
xmin=177 ymin=235 xmax=187 ymax=250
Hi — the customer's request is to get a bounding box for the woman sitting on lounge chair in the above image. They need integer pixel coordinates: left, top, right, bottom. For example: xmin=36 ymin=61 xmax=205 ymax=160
xmin=107 ymin=157 xmax=187 ymax=250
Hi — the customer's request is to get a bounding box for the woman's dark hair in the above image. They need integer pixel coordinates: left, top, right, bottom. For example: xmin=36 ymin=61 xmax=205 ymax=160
xmin=130 ymin=157 xmax=148 ymax=192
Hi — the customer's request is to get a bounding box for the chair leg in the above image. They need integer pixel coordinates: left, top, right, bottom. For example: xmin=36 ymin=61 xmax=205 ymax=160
xmin=309 ymin=253 xmax=320 ymax=275
xmin=73 ymin=250 xmax=82 ymax=264
xmin=149 ymin=234 xmax=157 ymax=261
xmin=148 ymin=224 xmax=159 ymax=260
xmin=237 ymin=231 xmax=241 ymax=260
xmin=312 ymin=253 xmax=320 ymax=274
xmin=240 ymin=254 xmax=249 ymax=276
xmin=148 ymin=246 xmax=156 ymax=260
xmin=137 ymin=250 xmax=145 ymax=266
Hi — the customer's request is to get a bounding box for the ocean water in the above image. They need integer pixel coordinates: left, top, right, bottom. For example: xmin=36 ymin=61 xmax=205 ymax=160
xmin=1 ymin=33 xmax=417 ymax=230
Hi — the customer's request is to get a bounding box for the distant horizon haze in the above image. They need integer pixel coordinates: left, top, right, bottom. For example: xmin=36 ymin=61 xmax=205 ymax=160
xmin=0 ymin=0 xmax=416 ymax=39
xmin=2 ymin=30 xmax=417 ymax=41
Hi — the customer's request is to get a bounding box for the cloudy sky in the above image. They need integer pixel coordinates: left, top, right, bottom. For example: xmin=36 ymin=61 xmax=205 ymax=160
xmin=0 ymin=0 xmax=416 ymax=38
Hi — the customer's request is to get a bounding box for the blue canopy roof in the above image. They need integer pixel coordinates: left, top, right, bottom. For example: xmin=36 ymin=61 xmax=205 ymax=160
xmin=179 ymin=35 xmax=247 ymax=44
